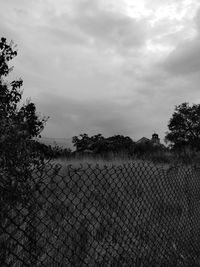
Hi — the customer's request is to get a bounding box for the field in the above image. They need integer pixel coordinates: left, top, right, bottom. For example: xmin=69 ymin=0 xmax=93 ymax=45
xmin=3 ymin=159 xmax=200 ymax=266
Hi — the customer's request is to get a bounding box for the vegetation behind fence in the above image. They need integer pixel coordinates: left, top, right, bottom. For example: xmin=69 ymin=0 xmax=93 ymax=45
xmin=1 ymin=160 xmax=200 ymax=266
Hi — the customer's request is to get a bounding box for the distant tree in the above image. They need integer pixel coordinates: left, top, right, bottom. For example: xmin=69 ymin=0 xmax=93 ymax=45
xmin=72 ymin=133 xmax=105 ymax=152
xmin=29 ymin=141 xmax=72 ymax=159
xmin=72 ymin=133 xmax=92 ymax=151
xmin=134 ymin=141 xmax=161 ymax=156
xmin=106 ymin=135 xmax=134 ymax=154
xmin=72 ymin=133 xmax=135 ymax=156
xmin=165 ymin=102 xmax=200 ymax=151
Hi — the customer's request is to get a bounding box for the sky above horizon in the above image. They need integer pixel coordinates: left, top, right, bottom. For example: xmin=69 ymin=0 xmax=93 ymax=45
xmin=1 ymin=0 xmax=200 ymax=142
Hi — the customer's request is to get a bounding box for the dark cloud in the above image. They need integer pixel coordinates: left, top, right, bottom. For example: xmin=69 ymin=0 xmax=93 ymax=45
xmin=71 ymin=0 xmax=148 ymax=51
xmin=194 ymin=7 xmax=200 ymax=30
xmin=31 ymin=26 xmax=88 ymax=48
xmin=36 ymin=92 xmax=171 ymax=141
xmin=163 ymin=38 xmax=200 ymax=75
xmin=161 ymin=6 xmax=200 ymax=76
xmin=38 ymin=93 xmax=135 ymax=137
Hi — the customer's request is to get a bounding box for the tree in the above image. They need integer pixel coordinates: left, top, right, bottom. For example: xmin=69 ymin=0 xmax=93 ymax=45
xmin=72 ymin=133 xmax=135 ymax=156
xmin=0 ymin=37 xmax=48 ymax=166
xmin=0 ymin=38 xmax=49 ymax=263
xmin=0 ymin=36 xmax=49 ymax=207
xmin=165 ymin=102 xmax=200 ymax=151
xmin=72 ymin=133 xmax=91 ymax=151
xmin=106 ymin=135 xmax=134 ymax=154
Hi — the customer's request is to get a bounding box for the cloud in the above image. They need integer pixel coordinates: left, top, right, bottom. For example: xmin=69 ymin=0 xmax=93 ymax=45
xmin=36 ymin=91 xmax=173 ymax=141
xmin=36 ymin=26 xmax=88 ymax=46
xmin=159 ymin=5 xmax=200 ymax=76
xmin=194 ymin=7 xmax=200 ymax=31
xmin=1 ymin=0 xmax=200 ymax=143
xmin=38 ymin=93 xmax=136 ymax=138
xmin=70 ymin=0 xmax=148 ymax=52
xmin=163 ymin=38 xmax=200 ymax=75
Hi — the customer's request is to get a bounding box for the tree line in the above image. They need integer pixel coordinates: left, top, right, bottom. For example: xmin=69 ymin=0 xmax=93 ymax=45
xmin=72 ymin=133 xmax=168 ymax=158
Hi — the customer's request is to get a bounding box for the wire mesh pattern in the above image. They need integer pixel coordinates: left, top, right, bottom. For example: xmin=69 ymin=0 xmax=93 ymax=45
xmin=1 ymin=161 xmax=200 ymax=266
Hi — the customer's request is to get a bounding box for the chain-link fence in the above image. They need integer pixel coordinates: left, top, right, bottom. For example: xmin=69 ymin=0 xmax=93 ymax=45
xmin=1 ymin=160 xmax=200 ymax=266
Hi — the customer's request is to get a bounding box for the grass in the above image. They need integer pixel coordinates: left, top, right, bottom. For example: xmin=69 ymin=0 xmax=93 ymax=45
xmin=3 ymin=159 xmax=200 ymax=266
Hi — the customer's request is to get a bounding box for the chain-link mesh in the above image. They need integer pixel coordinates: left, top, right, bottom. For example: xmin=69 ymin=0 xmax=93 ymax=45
xmin=1 ymin=161 xmax=200 ymax=266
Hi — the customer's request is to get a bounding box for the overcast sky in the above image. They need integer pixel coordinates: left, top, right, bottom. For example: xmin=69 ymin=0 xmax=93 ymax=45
xmin=1 ymin=0 xmax=200 ymax=142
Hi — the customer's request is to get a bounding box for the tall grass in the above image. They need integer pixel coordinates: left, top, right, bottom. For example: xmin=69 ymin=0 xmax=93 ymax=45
xmin=22 ymin=160 xmax=200 ymax=266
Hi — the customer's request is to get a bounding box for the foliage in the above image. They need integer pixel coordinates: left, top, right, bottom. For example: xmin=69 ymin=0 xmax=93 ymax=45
xmin=106 ymin=135 xmax=134 ymax=153
xmin=0 ymin=36 xmax=49 ymax=222
xmin=32 ymin=140 xmax=72 ymax=159
xmin=72 ymin=133 xmax=135 ymax=156
xmin=0 ymin=37 xmax=48 ymax=168
xmin=165 ymin=102 xmax=200 ymax=151
xmin=134 ymin=141 xmax=165 ymax=155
